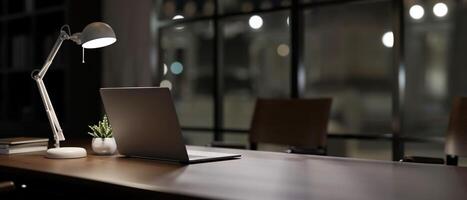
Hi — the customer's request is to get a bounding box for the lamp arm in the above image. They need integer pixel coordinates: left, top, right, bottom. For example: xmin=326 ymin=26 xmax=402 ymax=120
xmin=32 ymin=30 xmax=70 ymax=148
xmin=36 ymin=31 xmax=69 ymax=79
xmin=35 ymin=79 xmax=64 ymax=148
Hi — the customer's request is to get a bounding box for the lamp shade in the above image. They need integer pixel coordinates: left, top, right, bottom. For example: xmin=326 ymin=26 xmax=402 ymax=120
xmin=80 ymin=22 xmax=116 ymax=49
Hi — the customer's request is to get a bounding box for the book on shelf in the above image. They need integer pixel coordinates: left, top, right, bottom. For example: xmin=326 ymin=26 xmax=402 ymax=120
xmin=11 ymin=34 xmax=32 ymax=69
xmin=0 ymin=137 xmax=49 ymax=155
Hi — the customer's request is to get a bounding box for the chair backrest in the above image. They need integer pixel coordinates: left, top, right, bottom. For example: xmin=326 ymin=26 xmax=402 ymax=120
xmin=249 ymin=98 xmax=332 ymax=150
xmin=445 ymin=96 xmax=467 ymax=158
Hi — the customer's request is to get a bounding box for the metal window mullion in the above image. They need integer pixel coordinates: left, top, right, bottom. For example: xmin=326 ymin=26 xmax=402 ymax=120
xmin=392 ymin=0 xmax=405 ymax=161
xmin=213 ymin=0 xmax=224 ymax=141
xmin=290 ymin=0 xmax=305 ymax=98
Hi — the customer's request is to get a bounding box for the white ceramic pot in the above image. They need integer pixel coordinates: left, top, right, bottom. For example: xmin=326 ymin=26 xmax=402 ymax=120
xmin=92 ymin=137 xmax=117 ymax=155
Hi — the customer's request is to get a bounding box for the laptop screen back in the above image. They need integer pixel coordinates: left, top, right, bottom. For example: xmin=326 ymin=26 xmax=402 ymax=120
xmin=100 ymin=87 xmax=189 ymax=162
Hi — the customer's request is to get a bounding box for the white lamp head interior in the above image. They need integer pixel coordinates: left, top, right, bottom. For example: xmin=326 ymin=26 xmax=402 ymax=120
xmin=82 ymin=37 xmax=116 ymax=49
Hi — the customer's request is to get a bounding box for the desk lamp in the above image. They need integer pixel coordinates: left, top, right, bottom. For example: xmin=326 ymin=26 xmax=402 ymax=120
xmin=31 ymin=22 xmax=116 ymax=159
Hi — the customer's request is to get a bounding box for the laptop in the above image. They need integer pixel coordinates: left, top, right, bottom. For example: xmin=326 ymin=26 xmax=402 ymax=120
xmin=100 ymin=87 xmax=241 ymax=164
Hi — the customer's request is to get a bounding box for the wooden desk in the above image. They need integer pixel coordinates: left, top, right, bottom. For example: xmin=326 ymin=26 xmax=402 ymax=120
xmin=0 ymin=146 xmax=466 ymax=200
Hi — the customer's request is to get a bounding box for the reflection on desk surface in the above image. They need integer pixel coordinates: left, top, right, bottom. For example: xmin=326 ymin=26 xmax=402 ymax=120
xmin=0 ymin=145 xmax=466 ymax=200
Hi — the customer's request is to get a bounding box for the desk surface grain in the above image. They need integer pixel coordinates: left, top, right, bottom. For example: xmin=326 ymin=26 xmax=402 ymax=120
xmin=0 ymin=145 xmax=466 ymax=200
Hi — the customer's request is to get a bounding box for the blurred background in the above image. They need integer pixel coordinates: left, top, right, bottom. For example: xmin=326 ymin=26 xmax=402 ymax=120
xmin=1 ymin=0 xmax=467 ymax=163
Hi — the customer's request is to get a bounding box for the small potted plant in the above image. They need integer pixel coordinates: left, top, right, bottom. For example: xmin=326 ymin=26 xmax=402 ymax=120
xmin=88 ymin=115 xmax=117 ymax=155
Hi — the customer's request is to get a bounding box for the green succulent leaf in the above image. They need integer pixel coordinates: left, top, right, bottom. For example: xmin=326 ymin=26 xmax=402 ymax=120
xmin=88 ymin=115 xmax=113 ymax=138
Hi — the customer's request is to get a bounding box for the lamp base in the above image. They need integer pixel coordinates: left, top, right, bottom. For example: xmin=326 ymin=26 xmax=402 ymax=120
xmin=46 ymin=147 xmax=87 ymax=159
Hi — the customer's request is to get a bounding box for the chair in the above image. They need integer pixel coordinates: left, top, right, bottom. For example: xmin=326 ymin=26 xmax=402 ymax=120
xmin=212 ymin=98 xmax=332 ymax=155
xmin=402 ymin=96 xmax=467 ymax=165
xmin=443 ymin=96 xmax=467 ymax=165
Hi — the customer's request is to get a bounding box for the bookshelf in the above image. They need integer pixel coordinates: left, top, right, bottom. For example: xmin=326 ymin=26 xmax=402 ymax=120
xmin=0 ymin=0 xmax=102 ymax=138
